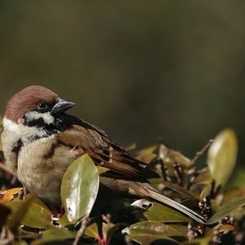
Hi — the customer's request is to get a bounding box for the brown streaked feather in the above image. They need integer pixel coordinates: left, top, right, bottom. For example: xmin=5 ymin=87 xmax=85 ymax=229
xmin=57 ymin=116 xmax=159 ymax=180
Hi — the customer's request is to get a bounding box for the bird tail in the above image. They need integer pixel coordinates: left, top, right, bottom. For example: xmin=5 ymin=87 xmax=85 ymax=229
xmin=141 ymin=182 xmax=206 ymax=224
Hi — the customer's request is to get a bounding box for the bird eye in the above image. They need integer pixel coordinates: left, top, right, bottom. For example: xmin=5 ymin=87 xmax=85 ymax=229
xmin=37 ymin=102 xmax=48 ymax=111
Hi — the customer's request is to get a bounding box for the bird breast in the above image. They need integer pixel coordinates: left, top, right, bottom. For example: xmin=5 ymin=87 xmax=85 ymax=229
xmin=17 ymin=135 xmax=81 ymax=206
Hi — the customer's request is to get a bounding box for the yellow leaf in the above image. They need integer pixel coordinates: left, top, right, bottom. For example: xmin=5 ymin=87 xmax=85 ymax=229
xmin=207 ymin=129 xmax=238 ymax=187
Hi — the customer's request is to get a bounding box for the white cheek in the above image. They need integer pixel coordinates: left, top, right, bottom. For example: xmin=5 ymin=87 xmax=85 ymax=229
xmin=3 ymin=118 xmax=20 ymax=133
xmin=2 ymin=116 xmax=56 ymax=145
xmin=42 ymin=113 xmax=55 ymax=124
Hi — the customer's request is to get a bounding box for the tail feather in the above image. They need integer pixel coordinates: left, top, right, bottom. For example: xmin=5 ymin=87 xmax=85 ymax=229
xmin=142 ymin=183 xmax=206 ymax=224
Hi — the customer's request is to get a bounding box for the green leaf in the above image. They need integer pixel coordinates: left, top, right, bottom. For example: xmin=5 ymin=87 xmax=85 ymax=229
xmin=96 ymin=166 xmax=110 ymax=175
xmin=158 ymin=144 xmax=191 ymax=170
xmin=7 ymin=195 xmax=52 ymax=230
xmin=207 ymin=129 xmax=238 ymax=187
xmin=7 ymin=193 xmax=42 ymax=232
xmin=60 ymin=154 xmax=99 ymax=226
xmin=85 ymin=218 xmax=123 ymax=243
xmin=144 ymin=201 xmax=191 ymax=223
xmin=136 ymin=145 xmax=158 ymax=163
xmin=122 ymin=221 xmax=180 ymax=245
xmin=84 ymin=222 xmax=101 ymax=240
xmin=192 ymin=167 xmax=213 ymax=185
xmin=207 ymin=196 xmax=245 ymax=224
xmin=31 ymin=227 xmax=76 ymax=245
xmin=168 ymin=224 xmax=188 ymax=237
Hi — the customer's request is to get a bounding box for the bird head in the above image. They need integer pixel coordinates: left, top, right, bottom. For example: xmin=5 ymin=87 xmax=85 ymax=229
xmin=3 ymin=85 xmax=75 ymax=141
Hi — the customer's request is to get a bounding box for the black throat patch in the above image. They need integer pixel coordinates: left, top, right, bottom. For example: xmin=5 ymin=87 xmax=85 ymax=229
xmin=22 ymin=112 xmax=69 ymax=141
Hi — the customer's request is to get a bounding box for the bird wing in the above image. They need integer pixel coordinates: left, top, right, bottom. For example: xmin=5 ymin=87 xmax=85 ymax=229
xmin=57 ymin=115 xmax=159 ymax=180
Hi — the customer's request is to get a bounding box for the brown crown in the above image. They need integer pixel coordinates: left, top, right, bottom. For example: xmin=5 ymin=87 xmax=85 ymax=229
xmin=4 ymin=85 xmax=59 ymax=123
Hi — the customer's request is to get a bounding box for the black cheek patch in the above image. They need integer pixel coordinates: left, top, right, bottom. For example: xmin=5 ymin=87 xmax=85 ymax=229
xmin=24 ymin=117 xmax=45 ymax=127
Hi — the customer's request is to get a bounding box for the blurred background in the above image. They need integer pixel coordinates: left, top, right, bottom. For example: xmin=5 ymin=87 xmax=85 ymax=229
xmin=0 ymin=1 xmax=245 ymax=173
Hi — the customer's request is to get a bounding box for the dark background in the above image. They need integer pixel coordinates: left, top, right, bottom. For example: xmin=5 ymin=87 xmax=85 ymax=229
xmin=0 ymin=1 xmax=245 ymax=173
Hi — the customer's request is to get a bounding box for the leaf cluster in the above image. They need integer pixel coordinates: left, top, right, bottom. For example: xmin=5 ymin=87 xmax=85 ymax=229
xmin=0 ymin=127 xmax=245 ymax=245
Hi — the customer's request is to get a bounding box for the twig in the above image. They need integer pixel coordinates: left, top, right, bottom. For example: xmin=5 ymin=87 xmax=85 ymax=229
xmin=158 ymin=158 xmax=168 ymax=181
xmin=173 ymin=162 xmax=183 ymax=186
xmin=73 ymin=216 xmax=90 ymax=245
xmin=0 ymin=227 xmax=14 ymax=245
xmin=190 ymin=140 xmax=213 ymax=166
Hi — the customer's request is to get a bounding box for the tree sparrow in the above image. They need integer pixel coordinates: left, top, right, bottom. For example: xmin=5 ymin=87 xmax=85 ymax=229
xmin=1 ymin=86 xmax=206 ymax=223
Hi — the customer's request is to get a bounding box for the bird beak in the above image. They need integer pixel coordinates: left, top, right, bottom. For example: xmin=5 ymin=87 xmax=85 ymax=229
xmin=52 ymin=98 xmax=75 ymax=114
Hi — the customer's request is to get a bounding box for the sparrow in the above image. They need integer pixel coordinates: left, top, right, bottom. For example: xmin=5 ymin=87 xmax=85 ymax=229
xmin=1 ymin=85 xmax=206 ymax=224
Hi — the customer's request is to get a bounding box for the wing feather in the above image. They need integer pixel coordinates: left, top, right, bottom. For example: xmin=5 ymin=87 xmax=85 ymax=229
xmin=57 ymin=115 xmax=159 ymax=180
